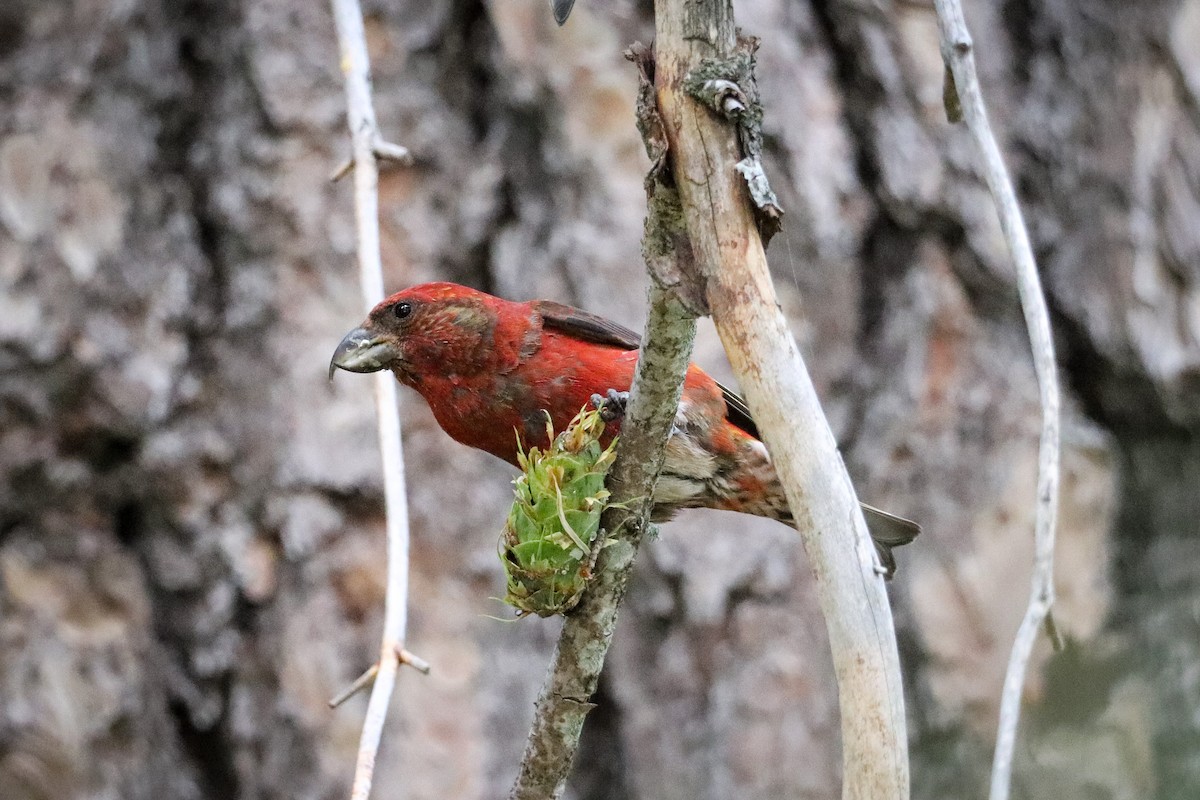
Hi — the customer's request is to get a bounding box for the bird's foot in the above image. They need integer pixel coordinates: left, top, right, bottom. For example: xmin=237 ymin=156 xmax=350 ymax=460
xmin=590 ymin=388 xmax=629 ymax=422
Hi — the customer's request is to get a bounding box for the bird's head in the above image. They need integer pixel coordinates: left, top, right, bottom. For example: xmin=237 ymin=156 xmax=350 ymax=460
xmin=329 ymin=282 xmax=505 ymax=384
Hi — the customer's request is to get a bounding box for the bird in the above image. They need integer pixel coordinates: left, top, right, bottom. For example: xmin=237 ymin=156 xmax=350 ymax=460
xmin=329 ymin=281 xmax=918 ymax=575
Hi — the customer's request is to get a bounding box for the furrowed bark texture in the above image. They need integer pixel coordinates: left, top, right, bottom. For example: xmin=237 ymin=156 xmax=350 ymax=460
xmin=653 ymin=1 xmax=908 ymax=798
xmin=2 ymin=1 xmax=1198 ymax=799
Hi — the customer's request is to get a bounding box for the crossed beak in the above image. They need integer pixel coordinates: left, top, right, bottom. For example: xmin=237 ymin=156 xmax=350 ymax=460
xmin=328 ymin=326 xmax=398 ymax=380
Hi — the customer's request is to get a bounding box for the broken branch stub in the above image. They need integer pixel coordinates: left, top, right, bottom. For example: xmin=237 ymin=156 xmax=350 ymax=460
xmin=680 ymin=36 xmax=783 ymax=243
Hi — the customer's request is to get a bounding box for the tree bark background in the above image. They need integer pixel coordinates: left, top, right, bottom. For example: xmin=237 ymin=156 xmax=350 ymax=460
xmin=0 ymin=0 xmax=1195 ymax=798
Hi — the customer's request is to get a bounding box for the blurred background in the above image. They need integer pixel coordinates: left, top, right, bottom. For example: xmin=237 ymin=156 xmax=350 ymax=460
xmin=1 ymin=0 xmax=1197 ymax=798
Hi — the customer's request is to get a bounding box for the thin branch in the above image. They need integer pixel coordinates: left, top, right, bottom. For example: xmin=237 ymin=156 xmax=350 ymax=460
xmin=508 ymin=277 xmax=699 ymax=797
xmin=328 ymin=648 xmax=431 ymax=710
xmin=653 ymin=1 xmax=909 ymax=798
xmin=329 ymin=663 xmax=379 ymax=709
xmin=397 ymin=647 xmax=432 ymax=674
xmin=932 ymin=4 xmax=1062 ymax=800
xmin=507 ymin=47 xmax=704 ymax=794
xmin=329 ymin=1 xmax=417 ymax=799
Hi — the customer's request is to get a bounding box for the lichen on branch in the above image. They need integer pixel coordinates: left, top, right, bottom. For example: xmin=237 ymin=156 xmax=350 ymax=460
xmin=506 ymin=48 xmax=704 ymax=798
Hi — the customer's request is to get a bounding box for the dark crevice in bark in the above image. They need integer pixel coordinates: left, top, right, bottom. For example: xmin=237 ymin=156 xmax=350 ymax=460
xmin=169 ymin=695 xmax=239 ymax=800
xmin=808 ymin=0 xmax=1001 ymax=432
xmin=442 ymin=0 xmax=499 ymax=146
xmin=430 ymin=2 xmax=607 ymax=310
xmin=159 ymin=0 xmax=234 ymax=346
xmin=1108 ymin=434 xmax=1200 ymax=797
xmin=1046 ymin=290 xmax=1190 ymax=437
xmin=810 ymin=0 xmax=946 ymax=200
xmin=811 ymin=0 xmax=1016 ymax=321
xmin=0 ymin=3 xmax=26 ymax=62
xmin=809 ymin=0 xmax=925 ymax=454
xmin=808 ymin=0 xmax=884 ymax=193
xmin=440 ymin=27 xmax=587 ymax=305
xmin=856 ymin=214 xmax=919 ymax=347
xmin=837 ymin=207 xmax=972 ymax=455
xmin=133 ymin=1 xmax=259 ymax=795
xmin=441 ymin=228 xmax=501 ymax=295
xmin=501 ymin=100 xmax=588 ymax=306
xmin=1000 ymin=0 xmax=1039 ymax=87
xmin=67 ymin=428 xmax=141 ymax=474
xmin=433 ymin=0 xmax=512 ymax=294
xmin=113 ymin=502 xmax=143 ymax=547
xmin=113 ymin=482 xmax=243 ymax=796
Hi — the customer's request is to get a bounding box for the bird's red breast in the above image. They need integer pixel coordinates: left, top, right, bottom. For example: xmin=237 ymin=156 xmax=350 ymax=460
xmin=329 ymin=281 xmax=918 ymax=575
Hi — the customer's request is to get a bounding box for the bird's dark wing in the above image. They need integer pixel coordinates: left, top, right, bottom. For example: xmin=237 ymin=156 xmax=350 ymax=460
xmin=535 ymin=300 xmax=643 ymax=351
xmin=717 ymin=383 xmax=760 ymax=439
xmin=536 ymin=299 xmax=760 ymax=437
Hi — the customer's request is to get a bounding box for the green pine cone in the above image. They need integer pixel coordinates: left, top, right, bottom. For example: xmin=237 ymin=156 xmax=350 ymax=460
xmin=500 ymin=405 xmax=617 ymax=617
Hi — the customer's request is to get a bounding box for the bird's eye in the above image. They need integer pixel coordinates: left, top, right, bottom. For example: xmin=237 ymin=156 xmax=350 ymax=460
xmin=394 ymin=302 xmax=412 ymax=320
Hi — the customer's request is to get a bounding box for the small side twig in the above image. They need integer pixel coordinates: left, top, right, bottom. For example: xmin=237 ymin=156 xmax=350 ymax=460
xmin=329 ymin=663 xmax=379 ymax=709
xmin=329 ymin=137 xmax=413 ymax=183
xmin=328 ymin=648 xmax=431 ymax=709
xmin=329 ymin=1 xmax=419 ymax=799
xmin=933 ymin=4 xmax=1062 ymax=800
xmin=397 ymin=647 xmax=432 ymax=674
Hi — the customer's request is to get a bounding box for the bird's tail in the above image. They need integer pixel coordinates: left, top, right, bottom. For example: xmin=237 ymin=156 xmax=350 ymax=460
xmin=860 ymin=503 xmax=921 ymax=579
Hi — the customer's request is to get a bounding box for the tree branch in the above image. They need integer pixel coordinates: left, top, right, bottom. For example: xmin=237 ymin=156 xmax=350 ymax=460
xmin=328 ymin=1 xmax=418 ymax=798
xmin=652 ymin=1 xmax=909 ymax=798
xmin=507 ymin=182 xmax=700 ymax=797
xmin=932 ymin=4 xmax=1062 ymax=800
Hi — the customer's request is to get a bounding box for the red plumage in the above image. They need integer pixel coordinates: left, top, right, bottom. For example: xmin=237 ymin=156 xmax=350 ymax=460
xmin=330 ymin=282 xmax=918 ymax=574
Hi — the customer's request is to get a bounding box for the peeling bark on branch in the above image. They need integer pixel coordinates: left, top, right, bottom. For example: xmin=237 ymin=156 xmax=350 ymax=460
xmin=678 ymin=41 xmax=783 ymax=243
xmin=652 ymin=0 xmax=909 ymax=797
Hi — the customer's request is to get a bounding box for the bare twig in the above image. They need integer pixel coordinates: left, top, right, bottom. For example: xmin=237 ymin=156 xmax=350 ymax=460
xmin=654 ymin=1 xmax=909 ymax=798
xmin=932 ymin=4 xmax=1062 ymax=800
xmin=508 ymin=280 xmax=699 ymax=796
xmin=328 ymin=647 xmax=431 ymax=709
xmin=329 ymin=663 xmax=379 ymax=709
xmin=329 ymin=138 xmax=413 ymax=183
xmin=397 ymin=646 xmax=432 ymax=674
xmin=329 ymin=1 xmax=417 ymax=798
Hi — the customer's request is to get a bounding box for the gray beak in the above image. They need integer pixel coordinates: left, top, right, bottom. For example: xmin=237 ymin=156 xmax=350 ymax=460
xmin=328 ymin=326 xmax=397 ymax=380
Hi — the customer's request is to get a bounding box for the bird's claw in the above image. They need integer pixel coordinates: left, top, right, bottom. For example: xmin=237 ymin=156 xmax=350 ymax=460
xmin=591 ymin=389 xmax=629 ymax=422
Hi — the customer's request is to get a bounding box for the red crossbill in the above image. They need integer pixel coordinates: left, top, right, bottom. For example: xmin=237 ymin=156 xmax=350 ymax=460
xmin=330 ymin=282 xmax=918 ymax=574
